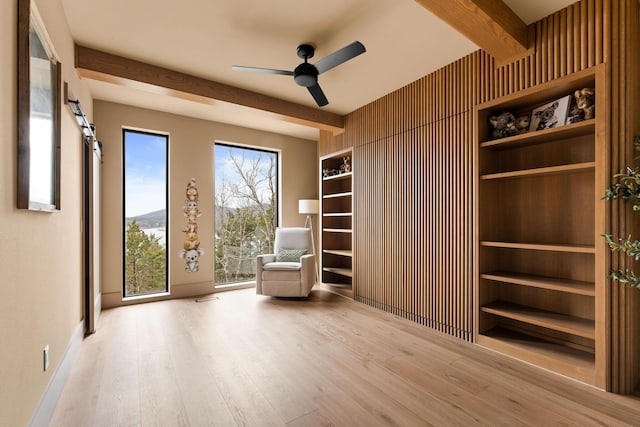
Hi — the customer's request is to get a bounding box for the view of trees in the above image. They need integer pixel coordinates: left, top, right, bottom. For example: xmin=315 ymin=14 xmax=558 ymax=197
xmin=122 ymin=142 xmax=275 ymax=291
xmin=125 ymin=219 xmax=167 ymax=295
xmin=123 ymin=129 xmax=167 ymax=297
xmin=215 ymin=145 xmax=277 ymax=284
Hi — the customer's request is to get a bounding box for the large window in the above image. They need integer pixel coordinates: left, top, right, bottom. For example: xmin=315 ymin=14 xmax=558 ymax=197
xmin=214 ymin=143 xmax=278 ymax=286
xmin=123 ymin=129 xmax=168 ymax=297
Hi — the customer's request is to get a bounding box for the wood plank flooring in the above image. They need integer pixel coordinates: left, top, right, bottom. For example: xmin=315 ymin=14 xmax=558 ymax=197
xmin=50 ymin=288 xmax=640 ymax=426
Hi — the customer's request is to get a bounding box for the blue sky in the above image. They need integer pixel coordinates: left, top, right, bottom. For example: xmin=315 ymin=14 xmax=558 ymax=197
xmin=124 ymin=138 xmax=276 ymax=217
xmin=124 ymin=131 xmax=167 ymax=217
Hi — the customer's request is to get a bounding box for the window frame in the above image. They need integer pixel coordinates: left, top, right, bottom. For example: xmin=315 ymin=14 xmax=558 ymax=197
xmin=122 ymin=128 xmax=170 ymax=299
xmin=214 ymin=141 xmax=280 ymax=288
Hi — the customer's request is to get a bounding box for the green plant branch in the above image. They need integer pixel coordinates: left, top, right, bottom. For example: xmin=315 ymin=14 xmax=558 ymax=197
xmin=603 ymin=135 xmax=640 ymax=288
xmin=609 ymin=269 xmax=640 ymax=289
xmin=603 ymin=234 xmax=640 ymax=260
xmin=603 ymin=167 xmax=640 ymax=211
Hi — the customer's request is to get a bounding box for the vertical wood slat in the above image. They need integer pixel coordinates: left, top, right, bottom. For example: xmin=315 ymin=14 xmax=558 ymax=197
xmin=542 ymin=17 xmax=549 ymax=83
xmin=560 ymin=8 xmax=568 ymax=77
xmin=553 ymin=11 xmax=560 ymax=80
xmin=323 ymin=0 xmax=616 ymax=354
xmin=581 ymin=0 xmax=589 ymax=70
xmin=575 ymin=3 xmax=582 ymax=73
xmin=588 ymin=0 xmax=596 ymax=67
xmin=567 ymin=7 xmax=574 ymax=74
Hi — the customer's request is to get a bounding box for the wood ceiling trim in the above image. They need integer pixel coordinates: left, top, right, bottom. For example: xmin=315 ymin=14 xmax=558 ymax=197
xmin=414 ymin=0 xmax=529 ymax=60
xmin=74 ymin=45 xmax=344 ymax=132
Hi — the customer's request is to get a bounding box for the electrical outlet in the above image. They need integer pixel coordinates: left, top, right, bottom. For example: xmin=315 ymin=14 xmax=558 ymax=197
xmin=43 ymin=345 xmax=50 ymax=371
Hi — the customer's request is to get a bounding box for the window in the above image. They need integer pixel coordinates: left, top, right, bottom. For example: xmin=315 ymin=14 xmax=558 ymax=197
xmin=123 ymin=129 xmax=168 ymax=297
xmin=214 ymin=143 xmax=278 ymax=286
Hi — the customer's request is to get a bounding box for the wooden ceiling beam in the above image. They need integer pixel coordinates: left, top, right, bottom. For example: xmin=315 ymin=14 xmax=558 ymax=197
xmin=74 ymin=45 xmax=344 ymax=132
xmin=414 ymin=0 xmax=529 ymax=61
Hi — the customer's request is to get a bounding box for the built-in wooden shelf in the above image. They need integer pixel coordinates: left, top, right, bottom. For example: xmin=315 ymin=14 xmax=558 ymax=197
xmin=481 ymin=301 xmax=595 ymax=339
xmin=323 ymin=249 xmax=353 ymax=257
xmin=481 ymin=162 xmax=595 ymax=180
xmin=480 ymin=241 xmax=596 ymax=254
xmin=323 ymin=228 xmax=353 ymax=234
xmin=478 ymin=327 xmax=595 ymax=384
xmin=320 ymin=148 xmax=354 ymax=296
xmin=481 ymin=272 xmax=595 ymax=296
xmin=476 ymin=65 xmax=605 ymax=389
xmin=323 ymin=172 xmax=352 ymax=181
xmin=479 ymin=120 xmax=595 ymax=149
xmin=323 ymin=267 xmax=353 ymax=278
xmin=323 ymin=191 xmax=353 ymax=199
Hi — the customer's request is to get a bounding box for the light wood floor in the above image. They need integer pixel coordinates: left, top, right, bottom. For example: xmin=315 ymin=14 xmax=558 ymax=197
xmin=50 ymin=288 xmax=640 ymax=426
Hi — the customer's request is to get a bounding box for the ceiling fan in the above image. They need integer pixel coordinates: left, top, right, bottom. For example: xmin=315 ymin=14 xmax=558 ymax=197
xmin=232 ymin=41 xmax=366 ymax=107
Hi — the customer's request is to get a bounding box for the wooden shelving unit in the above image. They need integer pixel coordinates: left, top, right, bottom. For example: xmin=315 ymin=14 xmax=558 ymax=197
xmin=319 ymin=148 xmax=354 ymax=298
xmin=474 ymin=65 xmax=606 ymax=388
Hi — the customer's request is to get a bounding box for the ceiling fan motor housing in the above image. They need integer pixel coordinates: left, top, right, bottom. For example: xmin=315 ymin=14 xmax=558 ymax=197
xmin=294 ymin=63 xmax=318 ymax=87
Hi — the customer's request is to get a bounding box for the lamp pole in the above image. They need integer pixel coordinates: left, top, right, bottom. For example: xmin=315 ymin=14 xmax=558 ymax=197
xmin=298 ymin=199 xmax=319 ymax=283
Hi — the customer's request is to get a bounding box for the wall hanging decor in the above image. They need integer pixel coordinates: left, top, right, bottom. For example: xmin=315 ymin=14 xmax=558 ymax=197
xmin=17 ymin=0 xmax=62 ymax=211
xmin=179 ymin=178 xmax=204 ymax=272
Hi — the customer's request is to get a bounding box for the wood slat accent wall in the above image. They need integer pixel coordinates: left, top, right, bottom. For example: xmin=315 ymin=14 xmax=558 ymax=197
xmin=608 ymin=0 xmax=640 ymax=395
xmin=320 ymin=0 xmax=640 ymax=393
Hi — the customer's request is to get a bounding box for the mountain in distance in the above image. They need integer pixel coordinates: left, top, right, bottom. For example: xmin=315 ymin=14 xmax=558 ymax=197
xmin=126 ymin=209 xmax=166 ymax=229
xmin=127 ymin=203 xmax=270 ymax=229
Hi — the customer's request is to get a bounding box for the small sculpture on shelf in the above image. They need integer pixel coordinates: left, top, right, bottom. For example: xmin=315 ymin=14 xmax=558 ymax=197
xmin=489 ymin=111 xmax=517 ymax=140
xmin=574 ymin=88 xmax=595 ymax=120
xmin=566 ymin=100 xmax=584 ymax=124
xmin=340 ymin=156 xmax=351 ymax=173
xmin=323 ymin=168 xmax=339 ymax=177
xmin=515 ymin=115 xmax=530 ymax=134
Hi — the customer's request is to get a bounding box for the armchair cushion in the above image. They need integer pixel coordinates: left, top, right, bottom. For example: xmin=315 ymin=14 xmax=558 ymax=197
xmin=263 ymin=261 xmax=301 ymax=271
xmin=276 ymin=248 xmax=307 ymax=262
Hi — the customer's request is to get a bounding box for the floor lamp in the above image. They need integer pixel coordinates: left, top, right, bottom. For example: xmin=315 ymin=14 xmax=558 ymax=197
xmin=298 ymin=199 xmax=319 ymax=283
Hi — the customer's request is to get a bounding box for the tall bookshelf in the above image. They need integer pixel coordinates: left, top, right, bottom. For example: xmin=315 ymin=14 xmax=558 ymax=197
xmin=474 ymin=65 xmax=607 ymax=388
xmin=320 ymin=148 xmax=354 ymax=298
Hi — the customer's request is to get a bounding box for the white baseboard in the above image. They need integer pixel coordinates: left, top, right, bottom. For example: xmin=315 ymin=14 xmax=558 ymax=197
xmin=29 ymin=321 xmax=84 ymax=427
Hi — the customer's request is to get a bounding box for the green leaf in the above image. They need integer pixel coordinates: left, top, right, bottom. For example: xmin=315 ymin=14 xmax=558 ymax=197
xmin=609 ymin=269 xmax=640 ymax=289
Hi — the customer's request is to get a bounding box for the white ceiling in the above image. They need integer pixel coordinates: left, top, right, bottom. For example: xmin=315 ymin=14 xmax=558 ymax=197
xmin=61 ymin=0 xmax=577 ymax=141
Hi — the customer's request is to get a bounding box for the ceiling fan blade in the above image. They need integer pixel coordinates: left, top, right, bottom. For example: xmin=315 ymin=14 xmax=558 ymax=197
xmin=308 ymin=83 xmax=329 ymax=107
xmin=314 ymin=41 xmax=366 ymax=74
xmin=231 ymin=65 xmax=294 ymax=76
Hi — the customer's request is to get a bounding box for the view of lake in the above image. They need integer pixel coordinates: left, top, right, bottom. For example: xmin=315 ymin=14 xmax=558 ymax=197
xmin=126 ymin=209 xmax=167 ymax=247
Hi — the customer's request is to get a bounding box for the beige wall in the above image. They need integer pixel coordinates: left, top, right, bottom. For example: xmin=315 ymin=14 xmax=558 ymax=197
xmin=94 ymin=101 xmax=318 ymax=305
xmin=0 ymin=0 xmax=93 ymax=425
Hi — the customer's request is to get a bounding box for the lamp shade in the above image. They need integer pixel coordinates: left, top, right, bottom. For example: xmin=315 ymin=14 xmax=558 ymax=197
xmin=298 ymin=199 xmax=319 ymax=215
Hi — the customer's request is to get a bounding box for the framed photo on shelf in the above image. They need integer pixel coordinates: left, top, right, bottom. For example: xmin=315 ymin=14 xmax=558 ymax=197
xmin=529 ymin=95 xmax=571 ymax=132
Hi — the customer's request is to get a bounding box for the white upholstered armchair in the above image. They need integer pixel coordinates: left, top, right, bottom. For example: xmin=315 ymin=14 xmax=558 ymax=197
xmin=256 ymin=227 xmax=316 ymax=297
